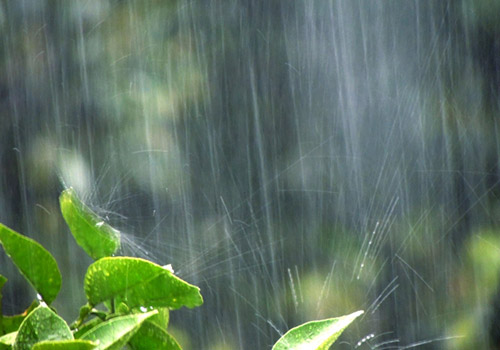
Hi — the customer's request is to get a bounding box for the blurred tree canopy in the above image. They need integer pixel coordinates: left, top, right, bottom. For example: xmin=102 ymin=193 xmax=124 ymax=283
xmin=1 ymin=0 xmax=500 ymax=349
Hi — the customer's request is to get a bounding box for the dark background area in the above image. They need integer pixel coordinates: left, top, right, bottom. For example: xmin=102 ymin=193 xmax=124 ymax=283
xmin=1 ymin=1 xmax=500 ymax=348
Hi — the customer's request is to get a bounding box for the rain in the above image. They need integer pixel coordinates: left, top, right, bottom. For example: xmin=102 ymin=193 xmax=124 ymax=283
xmin=1 ymin=1 xmax=499 ymax=349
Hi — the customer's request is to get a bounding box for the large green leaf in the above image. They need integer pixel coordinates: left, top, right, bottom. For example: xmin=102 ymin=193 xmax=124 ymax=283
xmin=13 ymin=305 xmax=73 ymax=350
xmin=80 ymin=311 xmax=156 ymax=350
xmin=84 ymin=257 xmax=203 ymax=310
xmin=272 ymin=310 xmax=363 ymax=350
xmin=128 ymin=321 xmax=181 ymax=350
xmin=59 ymin=188 xmax=120 ymax=260
xmin=32 ymin=339 xmax=96 ymax=350
xmin=0 ymin=224 xmax=61 ymax=304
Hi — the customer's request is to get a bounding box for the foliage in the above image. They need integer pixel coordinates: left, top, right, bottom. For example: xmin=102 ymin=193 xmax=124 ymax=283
xmin=0 ymin=187 xmax=361 ymax=349
xmin=272 ymin=311 xmax=363 ymax=350
xmin=59 ymin=188 xmax=120 ymax=260
xmin=0 ymin=188 xmax=202 ymax=350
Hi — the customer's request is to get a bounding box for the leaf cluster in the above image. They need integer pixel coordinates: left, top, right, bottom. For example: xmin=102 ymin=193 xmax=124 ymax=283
xmin=0 ymin=188 xmax=202 ymax=350
xmin=0 ymin=188 xmax=361 ymax=349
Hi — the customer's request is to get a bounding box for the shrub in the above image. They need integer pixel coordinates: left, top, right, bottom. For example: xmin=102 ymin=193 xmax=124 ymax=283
xmin=0 ymin=188 xmax=361 ymax=349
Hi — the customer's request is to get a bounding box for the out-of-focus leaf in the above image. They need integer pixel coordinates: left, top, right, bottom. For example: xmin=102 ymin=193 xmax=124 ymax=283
xmin=84 ymin=257 xmax=203 ymax=310
xmin=128 ymin=321 xmax=181 ymax=350
xmin=59 ymin=188 xmax=120 ymax=260
xmin=0 ymin=224 xmax=61 ymax=304
xmin=0 ymin=331 xmax=16 ymax=346
xmin=2 ymin=301 xmax=38 ymax=334
xmin=32 ymin=339 xmax=96 ymax=350
xmin=80 ymin=311 xmax=156 ymax=350
xmin=272 ymin=310 xmax=363 ymax=350
xmin=13 ymin=305 xmax=72 ymax=350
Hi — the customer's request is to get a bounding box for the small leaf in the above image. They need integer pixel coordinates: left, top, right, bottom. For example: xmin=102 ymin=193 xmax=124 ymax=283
xmin=84 ymin=257 xmax=203 ymax=310
xmin=32 ymin=339 xmax=96 ymax=350
xmin=0 ymin=331 xmax=17 ymax=346
xmin=272 ymin=310 xmax=363 ymax=350
xmin=60 ymin=188 xmax=120 ymax=260
xmin=116 ymin=302 xmax=130 ymax=315
xmin=0 ymin=224 xmax=61 ymax=304
xmin=13 ymin=305 xmax=72 ymax=350
xmin=128 ymin=321 xmax=181 ymax=350
xmin=80 ymin=311 xmax=156 ymax=350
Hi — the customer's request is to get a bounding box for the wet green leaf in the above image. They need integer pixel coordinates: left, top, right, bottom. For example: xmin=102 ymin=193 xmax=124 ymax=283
xmin=60 ymin=188 xmax=120 ymax=260
xmin=80 ymin=311 xmax=156 ymax=350
xmin=13 ymin=305 xmax=72 ymax=350
xmin=128 ymin=321 xmax=181 ymax=350
xmin=0 ymin=224 xmax=61 ymax=304
xmin=84 ymin=257 xmax=203 ymax=310
xmin=272 ymin=310 xmax=363 ymax=350
xmin=32 ymin=339 xmax=96 ymax=350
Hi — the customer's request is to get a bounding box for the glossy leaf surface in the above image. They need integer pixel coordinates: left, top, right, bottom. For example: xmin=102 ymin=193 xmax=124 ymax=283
xmin=13 ymin=305 xmax=72 ymax=350
xmin=0 ymin=224 xmax=61 ymax=304
xmin=272 ymin=310 xmax=363 ymax=350
xmin=60 ymin=188 xmax=120 ymax=260
xmin=84 ymin=257 xmax=203 ymax=310
xmin=80 ymin=311 xmax=156 ymax=350
xmin=32 ymin=339 xmax=96 ymax=350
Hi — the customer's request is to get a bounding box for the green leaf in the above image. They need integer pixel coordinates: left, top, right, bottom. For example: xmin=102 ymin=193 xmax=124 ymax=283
xmin=13 ymin=305 xmax=73 ymax=350
xmin=59 ymin=188 xmax=120 ymax=260
xmin=32 ymin=339 xmax=96 ymax=350
xmin=272 ymin=310 xmax=363 ymax=350
xmin=147 ymin=307 xmax=169 ymax=329
xmin=2 ymin=301 xmax=39 ymax=334
xmin=128 ymin=321 xmax=181 ymax=350
xmin=0 ymin=331 xmax=17 ymax=346
xmin=130 ymin=306 xmax=169 ymax=329
xmin=84 ymin=257 xmax=203 ymax=310
xmin=0 ymin=224 xmax=61 ymax=304
xmin=80 ymin=311 xmax=156 ymax=350
xmin=73 ymin=318 xmax=104 ymax=340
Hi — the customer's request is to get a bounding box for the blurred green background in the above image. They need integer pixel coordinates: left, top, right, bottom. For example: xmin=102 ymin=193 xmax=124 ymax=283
xmin=1 ymin=1 xmax=500 ymax=349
